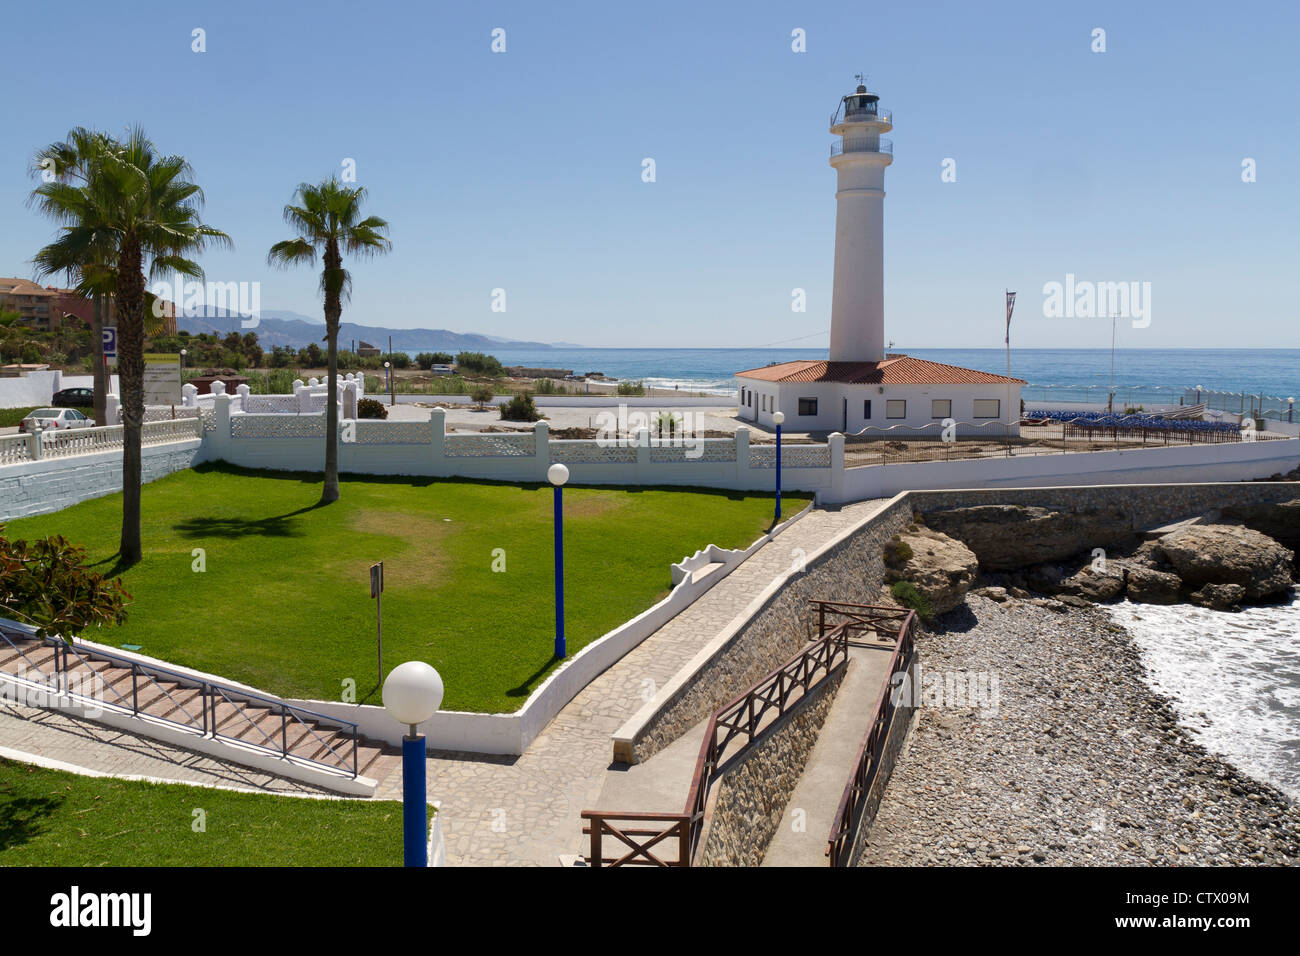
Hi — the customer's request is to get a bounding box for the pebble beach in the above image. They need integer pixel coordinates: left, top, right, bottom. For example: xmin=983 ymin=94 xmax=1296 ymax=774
xmin=858 ymin=595 xmax=1300 ymax=866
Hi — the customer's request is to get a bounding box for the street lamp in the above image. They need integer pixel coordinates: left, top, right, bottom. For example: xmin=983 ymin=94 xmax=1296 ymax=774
xmin=1289 ymin=398 xmax=1295 ymax=425
xmin=548 ymin=462 xmax=569 ymax=659
xmin=384 ymin=361 xmax=393 ymax=406
xmin=772 ymin=411 xmax=784 ymax=522
xmin=382 ymin=660 xmax=444 ymax=868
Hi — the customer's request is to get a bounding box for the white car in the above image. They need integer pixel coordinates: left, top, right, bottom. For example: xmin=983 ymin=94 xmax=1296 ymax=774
xmin=18 ymin=408 xmax=94 ymax=433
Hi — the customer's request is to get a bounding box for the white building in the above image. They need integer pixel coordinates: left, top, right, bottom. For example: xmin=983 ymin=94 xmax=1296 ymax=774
xmin=737 ymin=80 xmax=1024 ymax=437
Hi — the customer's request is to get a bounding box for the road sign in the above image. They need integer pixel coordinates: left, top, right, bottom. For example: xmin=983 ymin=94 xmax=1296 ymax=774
xmin=102 ymin=326 xmax=117 ymax=357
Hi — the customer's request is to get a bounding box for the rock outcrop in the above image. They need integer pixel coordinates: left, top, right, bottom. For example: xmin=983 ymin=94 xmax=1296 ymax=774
xmin=883 ymin=527 xmax=979 ymax=616
xmin=1154 ymin=523 xmax=1294 ymax=600
xmin=920 ymin=505 xmax=1133 ymax=570
xmin=1221 ymin=498 xmax=1300 ymax=553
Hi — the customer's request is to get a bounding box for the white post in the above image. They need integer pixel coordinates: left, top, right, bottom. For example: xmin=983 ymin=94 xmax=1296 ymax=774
xmin=212 ymin=391 xmax=232 ymax=461
xmin=429 ymin=406 xmax=447 ymax=475
xmin=182 ymin=383 xmax=198 ymax=407
xmin=533 ymin=419 xmax=550 ymax=480
xmin=828 ymin=431 xmax=845 ymax=503
xmin=29 ymin=427 xmax=43 ymax=461
xmin=236 ymin=383 xmax=251 ymax=413
xmin=734 ymin=425 xmax=751 ymax=488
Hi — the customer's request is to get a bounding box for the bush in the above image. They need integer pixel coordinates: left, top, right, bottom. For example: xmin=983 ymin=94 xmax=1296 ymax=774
xmin=883 ymin=536 xmax=913 ymax=569
xmin=890 ymin=580 xmax=933 ymax=622
xmin=357 ymin=398 xmax=387 ymax=419
xmin=617 ymin=380 xmax=646 ymax=397
xmin=471 ymin=386 xmax=494 ymax=408
xmin=499 ymin=392 xmax=541 ymax=422
xmin=456 ymin=351 xmax=504 ymax=377
xmin=0 ymin=528 xmax=131 ymax=639
xmin=383 ymin=352 xmax=411 ymax=369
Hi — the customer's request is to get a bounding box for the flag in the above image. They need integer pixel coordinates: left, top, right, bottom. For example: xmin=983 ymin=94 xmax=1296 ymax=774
xmin=1005 ymin=291 xmax=1017 ymax=344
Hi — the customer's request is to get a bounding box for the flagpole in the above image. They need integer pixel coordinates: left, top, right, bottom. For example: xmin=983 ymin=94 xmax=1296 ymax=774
xmin=1005 ymin=289 xmax=1012 ymax=445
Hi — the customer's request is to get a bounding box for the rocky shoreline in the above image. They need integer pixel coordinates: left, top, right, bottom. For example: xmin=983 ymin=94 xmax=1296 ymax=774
xmin=858 ymin=595 xmax=1300 ymax=866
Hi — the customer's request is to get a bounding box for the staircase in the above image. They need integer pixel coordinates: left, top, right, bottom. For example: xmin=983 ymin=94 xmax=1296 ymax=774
xmin=0 ymin=619 xmax=400 ymax=795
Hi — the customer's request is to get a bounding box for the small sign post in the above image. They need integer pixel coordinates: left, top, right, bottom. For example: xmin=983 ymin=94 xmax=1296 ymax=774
xmin=370 ymin=562 xmax=384 ymax=685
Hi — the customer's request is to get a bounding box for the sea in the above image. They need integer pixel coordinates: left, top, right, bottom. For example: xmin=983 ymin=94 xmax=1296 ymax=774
xmin=463 ymin=347 xmax=1300 ymax=406
xmin=1109 ymin=597 xmax=1300 ymax=801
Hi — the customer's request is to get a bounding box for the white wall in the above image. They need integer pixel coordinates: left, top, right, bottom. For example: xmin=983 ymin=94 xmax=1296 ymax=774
xmin=738 ymin=378 xmax=1020 ymax=437
xmin=0 ymin=370 xmax=62 ymax=408
xmin=834 ymin=436 xmax=1300 ymax=502
xmin=0 ymin=439 xmax=202 ymax=520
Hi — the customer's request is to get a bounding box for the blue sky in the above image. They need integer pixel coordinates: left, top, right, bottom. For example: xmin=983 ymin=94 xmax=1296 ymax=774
xmin=2 ymin=0 xmax=1296 ymax=349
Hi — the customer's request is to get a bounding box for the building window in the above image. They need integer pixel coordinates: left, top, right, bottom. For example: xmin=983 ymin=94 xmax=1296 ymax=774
xmin=863 ymin=400 xmax=872 ymax=420
xmin=798 ymin=398 xmax=818 ymax=416
xmin=762 ymin=394 xmax=768 ymax=412
xmin=931 ymin=399 xmax=952 ymax=419
xmin=886 ymin=399 xmax=906 ymax=419
xmin=973 ymin=398 xmax=1000 ymax=419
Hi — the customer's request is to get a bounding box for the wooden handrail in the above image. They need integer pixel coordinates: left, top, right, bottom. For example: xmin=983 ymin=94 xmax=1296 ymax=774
xmin=825 ymin=611 xmax=917 ymax=866
xmin=582 ymin=600 xmax=913 ymax=867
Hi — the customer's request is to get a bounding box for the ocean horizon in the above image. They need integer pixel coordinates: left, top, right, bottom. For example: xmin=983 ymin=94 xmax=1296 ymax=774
xmin=403 ymin=347 xmax=1300 ymax=404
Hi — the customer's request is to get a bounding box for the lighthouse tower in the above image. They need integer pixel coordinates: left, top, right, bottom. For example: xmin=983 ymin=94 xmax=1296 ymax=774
xmin=828 ymin=79 xmax=893 ymax=363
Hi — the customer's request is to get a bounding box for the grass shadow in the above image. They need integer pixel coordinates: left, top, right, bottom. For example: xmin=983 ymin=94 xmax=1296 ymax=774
xmin=0 ymin=790 xmax=63 ymax=852
xmin=172 ymin=502 xmax=327 ymax=540
xmin=506 ymin=655 xmax=561 ymax=699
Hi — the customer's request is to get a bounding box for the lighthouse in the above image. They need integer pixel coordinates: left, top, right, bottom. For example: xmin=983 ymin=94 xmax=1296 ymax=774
xmin=828 ymin=79 xmax=892 ymax=363
xmin=734 ymin=79 xmax=1024 ymax=438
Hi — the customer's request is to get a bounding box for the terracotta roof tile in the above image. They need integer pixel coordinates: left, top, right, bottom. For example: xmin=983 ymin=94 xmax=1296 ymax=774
xmin=735 ymin=355 xmax=1025 ymax=385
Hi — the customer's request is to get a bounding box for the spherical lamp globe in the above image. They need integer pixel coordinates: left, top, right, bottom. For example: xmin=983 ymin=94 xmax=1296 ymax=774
xmin=548 ymin=463 xmax=570 ymax=486
xmin=382 ymin=661 xmax=444 ymax=731
xmin=772 ymin=411 xmax=785 ymax=426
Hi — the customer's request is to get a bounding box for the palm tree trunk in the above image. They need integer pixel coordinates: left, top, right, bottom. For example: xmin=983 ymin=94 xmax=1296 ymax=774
xmin=322 ymin=314 xmax=340 ymax=504
xmin=91 ymin=294 xmax=108 ymax=426
xmin=116 ymin=236 xmax=145 ymax=563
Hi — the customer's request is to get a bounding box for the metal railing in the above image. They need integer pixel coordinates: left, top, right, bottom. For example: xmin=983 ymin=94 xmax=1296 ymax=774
xmin=841 ymin=417 xmax=1283 ymax=467
xmin=582 ymin=615 xmax=852 ymax=867
xmin=0 ymin=620 xmax=359 ymax=778
xmin=831 ymin=138 xmax=893 ymax=157
xmin=831 ymin=106 xmax=893 ymax=126
xmin=819 ymin=603 xmax=917 ymax=866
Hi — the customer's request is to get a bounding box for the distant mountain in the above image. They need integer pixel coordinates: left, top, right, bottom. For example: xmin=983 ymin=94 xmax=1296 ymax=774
xmin=176 ymin=310 xmax=556 ymax=351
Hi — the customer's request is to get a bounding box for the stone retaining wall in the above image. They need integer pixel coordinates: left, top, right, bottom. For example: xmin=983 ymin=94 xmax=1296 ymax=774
xmin=697 ymin=666 xmax=846 ymax=867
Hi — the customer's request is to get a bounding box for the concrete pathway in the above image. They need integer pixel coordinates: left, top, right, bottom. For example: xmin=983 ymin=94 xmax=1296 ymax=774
xmin=761 ymin=641 xmax=897 ymax=867
xmin=375 ymin=498 xmax=890 ymax=865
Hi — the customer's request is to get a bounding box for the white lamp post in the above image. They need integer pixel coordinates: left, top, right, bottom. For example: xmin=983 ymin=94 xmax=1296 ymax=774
xmin=548 ymin=463 xmax=569 ymax=658
xmin=382 ymin=660 xmax=444 ymax=867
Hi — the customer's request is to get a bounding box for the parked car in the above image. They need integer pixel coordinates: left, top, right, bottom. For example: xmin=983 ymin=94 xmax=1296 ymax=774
xmin=18 ymin=408 xmax=94 ymax=432
xmin=51 ymin=387 xmax=95 ymax=408
xmin=430 ymin=364 xmax=455 ymax=376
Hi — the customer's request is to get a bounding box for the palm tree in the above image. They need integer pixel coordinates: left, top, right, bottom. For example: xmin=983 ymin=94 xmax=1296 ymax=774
xmin=268 ymin=180 xmax=391 ymax=504
xmin=30 ymin=128 xmax=118 ymax=426
xmin=30 ymin=127 xmax=230 ymax=563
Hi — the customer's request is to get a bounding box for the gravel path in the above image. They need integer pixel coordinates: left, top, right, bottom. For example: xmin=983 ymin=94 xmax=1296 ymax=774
xmin=858 ymin=595 xmax=1300 ymax=866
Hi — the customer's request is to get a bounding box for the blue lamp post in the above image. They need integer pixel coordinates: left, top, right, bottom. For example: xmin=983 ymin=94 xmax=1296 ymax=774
xmin=772 ymin=411 xmax=785 ymax=522
xmin=382 ymin=660 xmax=444 ymax=868
xmin=548 ymin=462 xmax=570 ymax=659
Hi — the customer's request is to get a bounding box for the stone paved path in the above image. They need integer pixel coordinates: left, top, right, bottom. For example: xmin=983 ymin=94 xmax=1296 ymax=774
xmin=374 ymin=499 xmax=890 ymax=865
xmin=0 ymin=703 xmax=336 ymax=795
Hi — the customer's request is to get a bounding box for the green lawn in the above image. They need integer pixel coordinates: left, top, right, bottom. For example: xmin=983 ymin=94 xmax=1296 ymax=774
xmin=5 ymin=463 xmax=809 ymax=712
xmin=0 ymin=757 xmax=422 ymax=866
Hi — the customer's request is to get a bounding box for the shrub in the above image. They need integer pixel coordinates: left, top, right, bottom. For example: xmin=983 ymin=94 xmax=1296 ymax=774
xmin=890 ymin=580 xmax=933 ymax=622
xmin=455 ymin=351 xmax=504 ymax=377
xmin=414 ymin=352 xmax=435 ymax=371
xmin=357 ymin=398 xmax=387 ymax=419
xmin=499 ymin=392 xmax=541 ymax=422
xmin=883 ymin=536 xmax=913 ymax=569
xmin=0 ymin=528 xmax=131 ymax=639
xmin=617 ymin=380 xmax=646 ymax=397
xmin=383 ymin=352 xmax=411 ymax=369
xmin=471 ymin=386 xmax=494 ymax=408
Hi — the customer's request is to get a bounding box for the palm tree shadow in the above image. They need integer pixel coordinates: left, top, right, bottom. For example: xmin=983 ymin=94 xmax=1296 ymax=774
xmin=0 ymin=793 xmax=63 ymax=851
xmin=172 ymin=502 xmax=326 ymax=541
xmin=507 ymin=655 xmax=562 ymax=699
